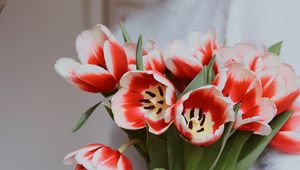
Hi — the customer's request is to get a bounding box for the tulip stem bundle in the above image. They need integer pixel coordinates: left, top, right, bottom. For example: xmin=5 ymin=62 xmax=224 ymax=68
xmin=56 ymin=23 xmax=300 ymax=170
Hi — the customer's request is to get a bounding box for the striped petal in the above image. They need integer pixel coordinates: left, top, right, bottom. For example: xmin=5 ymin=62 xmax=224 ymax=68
xmin=236 ymin=98 xmax=276 ymax=135
xmin=74 ymin=65 xmax=117 ymax=94
xmin=55 ymin=58 xmax=80 ymax=84
xmin=112 ymin=71 xmax=176 ymax=134
xmin=123 ymin=41 xmax=165 ymax=73
xmin=218 ymin=63 xmax=262 ymax=109
xmin=172 ymin=85 xmax=234 ymax=146
xmin=215 ymin=43 xmax=263 ymax=72
xmin=163 ymin=40 xmax=201 ymax=79
xmin=259 ymin=64 xmax=300 ymax=114
xmin=103 ymin=40 xmax=128 ymax=81
xmin=64 ymin=144 xmax=132 ymax=170
xmin=188 ymin=30 xmax=219 ymax=72
xmin=143 ymin=50 xmax=165 ymax=73
xmin=75 ymin=24 xmax=116 ymax=67
xmin=271 ymin=105 xmax=300 ymax=153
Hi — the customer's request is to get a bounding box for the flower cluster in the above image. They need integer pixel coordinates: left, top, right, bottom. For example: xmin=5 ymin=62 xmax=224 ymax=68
xmin=56 ymin=24 xmax=300 ymax=170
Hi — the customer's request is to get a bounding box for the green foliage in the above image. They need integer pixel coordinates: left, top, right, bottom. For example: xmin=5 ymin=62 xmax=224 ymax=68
xmin=147 ymin=131 xmax=169 ymax=169
xmin=136 ymin=35 xmax=144 ymax=70
xmin=120 ymin=21 xmax=131 ymax=43
xmin=268 ymin=41 xmax=283 ymax=55
xmin=72 ymin=97 xmax=111 ymax=132
xmin=180 ymin=56 xmax=215 ymax=96
xmin=167 ymin=125 xmax=185 ymax=170
xmin=236 ymin=111 xmax=292 ymax=170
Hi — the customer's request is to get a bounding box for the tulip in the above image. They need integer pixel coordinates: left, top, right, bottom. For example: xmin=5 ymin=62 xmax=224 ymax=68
xmin=163 ymin=30 xmax=219 ymax=91
xmin=169 ymin=85 xmax=234 ymax=146
xmin=63 ymin=143 xmax=132 ymax=170
xmin=55 ymin=24 xmax=128 ymax=93
xmin=214 ymin=63 xmax=277 ymax=135
xmin=111 ymin=70 xmax=176 ymax=135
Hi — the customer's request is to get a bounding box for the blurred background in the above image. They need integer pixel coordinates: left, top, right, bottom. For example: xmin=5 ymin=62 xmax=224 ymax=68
xmin=1 ymin=0 xmax=300 ymax=169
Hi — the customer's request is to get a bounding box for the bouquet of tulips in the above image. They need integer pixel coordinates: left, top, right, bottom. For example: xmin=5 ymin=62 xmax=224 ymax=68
xmin=55 ymin=23 xmax=300 ymax=170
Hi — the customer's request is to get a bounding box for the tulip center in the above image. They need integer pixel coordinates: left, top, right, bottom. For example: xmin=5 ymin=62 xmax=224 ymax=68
xmin=183 ymin=108 xmax=214 ymax=135
xmin=139 ymin=85 xmax=168 ymax=119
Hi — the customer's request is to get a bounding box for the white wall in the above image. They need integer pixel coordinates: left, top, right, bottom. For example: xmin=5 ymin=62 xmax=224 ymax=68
xmin=0 ymin=0 xmax=144 ymax=169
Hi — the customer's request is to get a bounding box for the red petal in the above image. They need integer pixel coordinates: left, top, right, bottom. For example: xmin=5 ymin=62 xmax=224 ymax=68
xmin=74 ymin=65 xmax=117 ymax=93
xmin=111 ymin=88 xmax=146 ymax=130
xmin=104 ymin=40 xmax=129 ymax=81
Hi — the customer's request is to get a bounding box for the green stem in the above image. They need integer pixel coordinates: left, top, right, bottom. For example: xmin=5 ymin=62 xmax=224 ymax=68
xmin=118 ymin=139 xmax=144 ymax=153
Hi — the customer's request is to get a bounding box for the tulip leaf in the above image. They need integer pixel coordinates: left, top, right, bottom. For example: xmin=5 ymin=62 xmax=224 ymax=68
xmin=180 ymin=56 xmax=215 ymax=96
xmin=268 ymin=41 xmax=283 ymax=55
xmin=167 ymin=125 xmax=185 ymax=170
xmin=184 ymin=142 xmax=203 ymax=170
xmin=153 ymin=168 xmax=166 ymax=170
xmin=147 ymin=131 xmax=169 ymax=169
xmin=71 ymin=102 xmax=101 ymax=132
xmin=236 ymin=111 xmax=292 ymax=170
xmin=120 ymin=21 xmax=131 ymax=43
xmin=196 ymin=121 xmax=233 ymax=170
xmin=214 ymin=131 xmax=251 ymax=170
xmin=136 ymin=34 xmax=144 ymax=70
xmin=197 ymin=104 xmax=240 ymax=170
xmin=72 ymin=96 xmax=113 ymax=132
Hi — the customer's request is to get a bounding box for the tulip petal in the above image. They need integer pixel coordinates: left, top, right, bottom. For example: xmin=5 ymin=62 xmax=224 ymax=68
xmin=163 ymin=40 xmax=201 ymax=79
xmin=104 ymin=40 xmax=128 ymax=81
xmin=117 ymin=155 xmax=132 ymax=170
xmin=237 ymin=98 xmax=276 ymax=135
xmin=111 ymin=88 xmax=146 ymax=130
xmin=74 ymin=65 xmax=117 ymax=94
xmin=76 ymin=29 xmax=106 ymax=67
xmin=143 ymin=50 xmax=165 ymax=73
xmin=55 ymin=58 xmax=80 ymax=82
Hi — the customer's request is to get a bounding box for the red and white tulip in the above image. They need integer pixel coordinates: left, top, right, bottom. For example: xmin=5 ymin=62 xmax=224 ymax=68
xmin=63 ymin=144 xmax=132 ymax=170
xmin=215 ymin=43 xmax=300 ymax=114
xmin=214 ymin=63 xmax=277 ymax=135
xmin=55 ymin=24 xmax=128 ymax=93
xmin=111 ymin=70 xmax=176 ymax=135
xmin=169 ymin=85 xmax=234 ymax=146
xmin=270 ymin=104 xmax=300 ymax=154
xmin=123 ymin=39 xmax=165 ymax=73
xmin=163 ymin=30 xmax=219 ymax=91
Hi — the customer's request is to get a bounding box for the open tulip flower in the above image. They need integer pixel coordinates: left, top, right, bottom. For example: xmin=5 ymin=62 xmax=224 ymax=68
xmin=163 ymin=30 xmax=220 ymax=91
xmin=111 ymin=70 xmax=176 ymax=135
xmin=55 ymin=24 xmax=128 ymax=94
xmin=123 ymin=39 xmax=165 ymax=73
xmin=270 ymin=104 xmax=300 ymax=154
xmin=63 ymin=143 xmax=132 ymax=170
xmin=170 ymin=85 xmax=234 ymax=146
xmin=214 ymin=63 xmax=277 ymax=135
xmin=57 ymin=24 xmax=300 ymax=170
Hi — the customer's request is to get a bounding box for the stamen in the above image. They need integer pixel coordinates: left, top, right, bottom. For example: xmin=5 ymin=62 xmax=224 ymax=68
xmin=158 ymin=86 xmax=164 ymax=96
xmin=145 ymin=91 xmax=156 ymax=97
xmin=197 ymin=128 xmax=204 ymax=133
xmin=184 ymin=116 xmax=188 ymax=124
xmin=188 ymin=121 xmax=193 ymax=129
xmin=190 ymin=108 xmax=195 ymax=118
xmin=157 ymin=100 xmax=164 ymax=104
xmin=156 ymin=108 xmax=162 ymax=115
xmin=144 ymin=105 xmax=155 ymax=110
xmin=139 ymin=99 xmax=151 ymax=103
xmin=198 ymin=109 xmax=203 ymax=121
xmin=200 ymin=114 xmax=206 ymax=126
